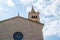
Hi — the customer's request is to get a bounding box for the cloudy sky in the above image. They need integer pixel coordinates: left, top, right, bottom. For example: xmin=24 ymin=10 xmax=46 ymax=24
xmin=0 ymin=0 xmax=60 ymax=40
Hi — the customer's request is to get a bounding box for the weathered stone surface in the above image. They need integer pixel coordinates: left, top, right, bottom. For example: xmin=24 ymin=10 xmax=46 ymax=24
xmin=0 ymin=16 xmax=44 ymax=40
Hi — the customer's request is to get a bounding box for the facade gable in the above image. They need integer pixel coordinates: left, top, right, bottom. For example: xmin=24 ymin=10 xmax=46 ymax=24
xmin=0 ymin=16 xmax=44 ymax=40
xmin=0 ymin=16 xmax=44 ymax=28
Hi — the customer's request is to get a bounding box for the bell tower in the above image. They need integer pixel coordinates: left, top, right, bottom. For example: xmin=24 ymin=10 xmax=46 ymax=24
xmin=28 ymin=6 xmax=40 ymax=22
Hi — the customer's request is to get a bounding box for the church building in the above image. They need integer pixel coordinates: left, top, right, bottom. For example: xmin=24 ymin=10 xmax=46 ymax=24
xmin=0 ymin=6 xmax=44 ymax=40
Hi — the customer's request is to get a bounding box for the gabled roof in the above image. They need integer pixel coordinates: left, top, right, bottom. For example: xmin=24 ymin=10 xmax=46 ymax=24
xmin=0 ymin=16 xmax=44 ymax=25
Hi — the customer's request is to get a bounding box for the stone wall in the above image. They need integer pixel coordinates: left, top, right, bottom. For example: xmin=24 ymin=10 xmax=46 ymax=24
xmin=0 ymin=17 xmax=43 ymax=40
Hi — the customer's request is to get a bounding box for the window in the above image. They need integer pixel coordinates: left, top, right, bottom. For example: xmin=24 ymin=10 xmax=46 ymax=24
xmin=13 ymin=32 xmax=23 ymax=40
xmin=36 ymin=21 xmax=38 ymax=22
xmin=34 ymin=16 xmax=35 ymax=18
xmin=32 ymin=16 xmax=33 ymax=18
xmin=36 ymin=16 xmax=37 ymax=18
xmin=32 ymin=16 xmax=37 ymax=18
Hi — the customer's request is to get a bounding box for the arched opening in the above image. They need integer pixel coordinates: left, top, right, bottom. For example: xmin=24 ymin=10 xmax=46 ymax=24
xmin=32 ymin=16 xmax=37 ymax=18
xmin=32 ymin=16 xmax=33 ymax=18
xmin=36 ymin=16 xmax=37 ymax=18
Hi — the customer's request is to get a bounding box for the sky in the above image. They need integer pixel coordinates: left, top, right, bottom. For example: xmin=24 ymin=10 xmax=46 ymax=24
xmin=0 ymin=0 xmax=60 ymax=40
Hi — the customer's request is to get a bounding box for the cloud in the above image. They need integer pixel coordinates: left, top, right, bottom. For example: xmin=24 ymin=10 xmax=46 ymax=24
xmin=33 ymin=0 xmax=56 ymax=15
xmin=0 ymin=0 xmax=15 ymax=7
xmin=19 ymin=0 xmax=60 ymax=17
xmin=0 ymin=7 xmax=3 ymax=10
xmin=55 ymin=3 xmax=60 ymax=15
xmin=26 ymin=7 xmax=31 ymax=12
xmin=43 ymin=19 xmax=60 ymax=38
xmin=0 ymin=0 xmax=2 ymax=2
xmin=20 ymin=0 xmax=33 ymax=5
xmin=33 ymin=0 xmax=60 ymax=16
xmin=6 ymin=0 xmax=15 ymax=7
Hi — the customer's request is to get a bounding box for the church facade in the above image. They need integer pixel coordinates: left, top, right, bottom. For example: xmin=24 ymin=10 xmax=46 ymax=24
xmin=0 ymin=6 xmax=44 ymax=40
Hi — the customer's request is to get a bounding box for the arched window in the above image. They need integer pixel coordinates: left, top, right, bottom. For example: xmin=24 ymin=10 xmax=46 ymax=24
xmin=13 ymin=32 xmax=23 ymax=40
xmin=34 ymin=16 xmax=35 ymax=18
xmin=36 ymin=21 xmax=38 ymax=22
xmin=32 ymin=16 xmax=37 ymax=18
xmin=32 ymin=16 xmax=33 ymax=18
xmin=36 ymin=16 xmax=37 ymax=18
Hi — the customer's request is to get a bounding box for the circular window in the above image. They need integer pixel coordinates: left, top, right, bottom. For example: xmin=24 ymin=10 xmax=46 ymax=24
xmin=13 ymin=32 xmax=23 ymax=40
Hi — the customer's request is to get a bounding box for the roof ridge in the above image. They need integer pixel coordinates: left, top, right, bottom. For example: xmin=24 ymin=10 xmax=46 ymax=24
xmin=0 ymin=16 xmax=44 ymax=25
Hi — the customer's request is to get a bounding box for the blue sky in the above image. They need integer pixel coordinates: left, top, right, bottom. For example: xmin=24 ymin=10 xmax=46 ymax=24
xmin=0 ymin=0 xmax=60 ymax=40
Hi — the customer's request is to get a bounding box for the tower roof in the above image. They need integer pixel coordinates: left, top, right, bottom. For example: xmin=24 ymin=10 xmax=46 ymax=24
xmin=31 ymin=6 xmax=36 ymax=13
